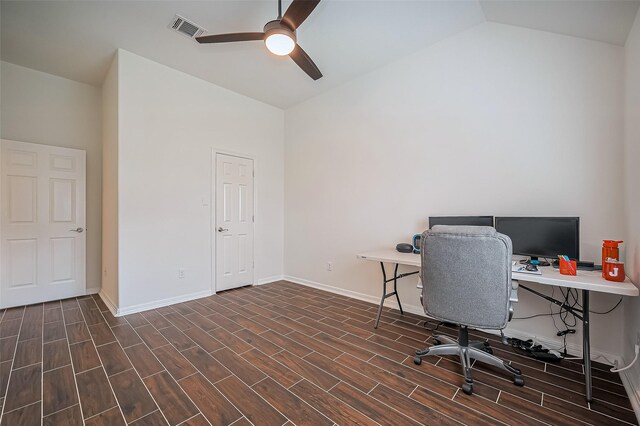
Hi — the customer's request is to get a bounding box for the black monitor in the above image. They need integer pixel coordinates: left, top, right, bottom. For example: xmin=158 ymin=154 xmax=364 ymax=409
xmin=494 ymin=217 xmax=579 ymax=264
xmin=428 ymin=216 xmax=494 ymax=228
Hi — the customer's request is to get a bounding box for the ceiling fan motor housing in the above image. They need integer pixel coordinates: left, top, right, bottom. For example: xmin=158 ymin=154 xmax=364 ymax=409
xmin=264 ymin=20 xmax=297 ymax=43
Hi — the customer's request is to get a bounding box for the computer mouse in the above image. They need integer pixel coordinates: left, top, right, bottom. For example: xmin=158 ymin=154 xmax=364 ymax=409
xmin=525 ymin=264 xmax=538 ymax=272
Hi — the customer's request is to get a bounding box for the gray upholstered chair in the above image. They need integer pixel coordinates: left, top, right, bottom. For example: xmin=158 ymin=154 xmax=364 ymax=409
xmin=413 ymin=225 xmax=524 ymax=395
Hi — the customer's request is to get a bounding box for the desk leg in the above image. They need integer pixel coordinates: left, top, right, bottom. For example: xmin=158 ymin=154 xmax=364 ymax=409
xmin=583 ymin=289 xmax=592 ymax=402
xmin=374 ymin=262 xmax=413 ymax=329
xmin=375 ymin=262 xmax=388 ymax=329
xmin=393 ymin=263 xmax=403 ymax=315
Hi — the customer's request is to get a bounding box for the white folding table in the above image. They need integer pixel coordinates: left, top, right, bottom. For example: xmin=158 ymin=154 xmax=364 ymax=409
xmin=356 ymin=249 xmax=420 ymax=329
xmin=512 ymin=266 xmax=638 ymax=401
xmin=357 ymin=248 xmax=639 ymax=402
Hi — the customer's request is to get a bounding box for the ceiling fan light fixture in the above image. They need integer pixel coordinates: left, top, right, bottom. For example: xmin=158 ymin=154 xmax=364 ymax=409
xmin=263 ymin=20 xmax=296 ymax=56
xmin=265 ymin=31 xmax=295 ymax=56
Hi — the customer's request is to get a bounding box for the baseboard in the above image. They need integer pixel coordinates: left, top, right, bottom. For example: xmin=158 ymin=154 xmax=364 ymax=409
xmin=255 ymin=275 xmax=284 ymax=285
xmin=619 ymin=359 xmax=640 ymax=422
xmin=98 ymin=290 xmax=118 ymax=318
xmin=283 ymin=275 xmax=623 ymax=364
xmin=102 ymin=276 xmax=279 ymax=316
xmin=100 ymin=289 xmax=213 ymax=317
xmin=85 ymin=287 xmax=100 ymax=295
xmin=283 ymin=275 xmax=425 ymax=315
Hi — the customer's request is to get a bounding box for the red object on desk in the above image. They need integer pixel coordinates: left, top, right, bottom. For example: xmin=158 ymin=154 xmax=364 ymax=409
xmin=604 ymin=259 xmax=626 ymax=282
xmin=602 ymin=240 xmax=623 ymax=278
xmin=559 ymin=259 xmax=577 ymax=276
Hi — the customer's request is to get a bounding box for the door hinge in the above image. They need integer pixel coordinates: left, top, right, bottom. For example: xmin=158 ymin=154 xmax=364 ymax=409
xmin=252 ymin=215 xmax=254 ymax=223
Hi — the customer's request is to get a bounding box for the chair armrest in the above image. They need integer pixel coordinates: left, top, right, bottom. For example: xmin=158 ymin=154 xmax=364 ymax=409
xmin=511 ymin=278 xmax=519 ymax=291
xmin=508 ymin=279 xmax=519 ymax=321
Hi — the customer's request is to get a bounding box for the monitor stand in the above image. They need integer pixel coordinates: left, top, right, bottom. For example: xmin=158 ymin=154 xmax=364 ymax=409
xmin=519 ymin=257 xmax=550 ymax=267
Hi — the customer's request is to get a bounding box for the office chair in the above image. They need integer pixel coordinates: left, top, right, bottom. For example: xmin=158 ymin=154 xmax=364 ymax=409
xmin=414 ymin=225 xmax=524 ymax=395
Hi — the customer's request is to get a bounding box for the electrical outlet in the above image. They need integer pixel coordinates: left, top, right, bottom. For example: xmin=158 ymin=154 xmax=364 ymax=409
xmin=178 ymin=268 xmax=185 ymax=279
xmin=327 ymin=262 xmax=333 ymax=272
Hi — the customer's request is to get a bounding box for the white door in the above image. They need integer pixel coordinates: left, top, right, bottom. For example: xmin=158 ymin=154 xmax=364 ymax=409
xmin=1 ymin=140 xmax=86 ymax=308
xmin=215 ymin=153 xmax=254 ymax=292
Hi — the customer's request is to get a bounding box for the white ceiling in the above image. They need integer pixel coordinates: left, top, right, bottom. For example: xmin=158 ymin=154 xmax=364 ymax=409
xmin=1 ymin=0 xmax=639 ymax=109
xmin=480 ymin=0 xmax=640 ymax=46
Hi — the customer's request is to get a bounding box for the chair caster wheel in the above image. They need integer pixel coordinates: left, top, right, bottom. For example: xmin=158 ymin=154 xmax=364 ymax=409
xmin=462 ymin=382 xmax=473 ymax=395
xmin=432 ymin=338 xmax=442 ymax=346
xmin=514 ymin=375 xmax=524 ymax=387
xmin=414 ymin=357 xmax=422 ymax=365
xmin=483 ymin=346 xmax=493 ymax=355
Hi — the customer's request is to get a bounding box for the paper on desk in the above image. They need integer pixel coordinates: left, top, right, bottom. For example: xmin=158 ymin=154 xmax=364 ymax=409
xmin=512 ymin=265 xmax=542 ymax=275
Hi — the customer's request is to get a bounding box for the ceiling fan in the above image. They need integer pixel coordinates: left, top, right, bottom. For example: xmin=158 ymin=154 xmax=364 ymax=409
xmin=196 ymin=0 xmax=322 ymax=80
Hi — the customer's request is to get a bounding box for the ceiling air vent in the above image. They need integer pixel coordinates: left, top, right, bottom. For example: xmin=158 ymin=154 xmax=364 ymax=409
xmin=169 ymin=15 xmax=206 ymax=40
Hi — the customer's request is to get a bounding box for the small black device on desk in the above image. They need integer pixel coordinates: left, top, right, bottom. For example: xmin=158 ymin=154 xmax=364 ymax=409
xmin=396 ymin=243 xmax=414 ymax=253
xmin=552 ymin=260 xmax=601 ymax=271
xmin=396 ymin=234 xmax=423 ymax=254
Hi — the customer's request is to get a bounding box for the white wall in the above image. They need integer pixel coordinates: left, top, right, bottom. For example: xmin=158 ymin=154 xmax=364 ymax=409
xmin=0 ymin=61 xmax=103 ymax=293
xmin=623 ymin=8 xmax=640 ymax=407
xmin=284 ymin=23 xmax=626 ymax=358
xmin=114 ymin=50 xmax=284 ymax=312
xmin=101 ymin=54 xmax=119 ymax=308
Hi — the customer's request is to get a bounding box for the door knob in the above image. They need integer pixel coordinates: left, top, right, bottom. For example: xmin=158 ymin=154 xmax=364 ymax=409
xmin=70 ymin=227 xmax=84 ymax=233
xmin=218 ymin=227 xmax=229 ymax=232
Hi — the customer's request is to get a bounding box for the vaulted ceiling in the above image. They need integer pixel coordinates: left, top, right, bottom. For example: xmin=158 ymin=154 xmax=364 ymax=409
xmin=2 ymin=0 xmax=639 ymax=108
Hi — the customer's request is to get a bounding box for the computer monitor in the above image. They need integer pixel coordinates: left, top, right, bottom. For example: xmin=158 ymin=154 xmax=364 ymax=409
xmin=428 ymin=216 xmax=494 ymax=228
xmin=494 ymin=217 xmax=579 ymax=264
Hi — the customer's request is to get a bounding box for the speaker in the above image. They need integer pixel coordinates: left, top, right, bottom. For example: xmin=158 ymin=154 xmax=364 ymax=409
xmin=396 ymin=243 xmax=414 ymax=253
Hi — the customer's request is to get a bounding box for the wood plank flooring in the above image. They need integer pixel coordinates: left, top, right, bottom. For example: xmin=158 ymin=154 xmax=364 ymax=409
xmin=0 ymin=281 xmax=636 ymax=425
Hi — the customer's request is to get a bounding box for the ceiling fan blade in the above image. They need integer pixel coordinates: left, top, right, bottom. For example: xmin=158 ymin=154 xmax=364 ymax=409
xmin=196 ymin=32 xmax=264 ymax=44
xmin=289 ymin=44 xmax=322 ymax=80
xmin=281 ymin=0 xmax=321 ymax=31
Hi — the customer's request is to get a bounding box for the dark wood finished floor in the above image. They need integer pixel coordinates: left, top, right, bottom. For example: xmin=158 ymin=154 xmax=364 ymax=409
xmin=0 ymin=281 xmax=636 ymax=425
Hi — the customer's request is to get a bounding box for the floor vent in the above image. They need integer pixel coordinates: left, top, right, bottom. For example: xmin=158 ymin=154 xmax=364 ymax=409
xmin=169 ymin=15 xmax=206 ymax=40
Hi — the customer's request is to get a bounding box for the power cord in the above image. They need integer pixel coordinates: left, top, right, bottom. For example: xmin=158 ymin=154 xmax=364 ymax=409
xmin=514 ymin=296 xmax=622 ymax=319
xmin=513 ymin=312 xmax=557 ymax=320
xmin=540 ymin=259 xmax=623 ymax=316
xmin=611 ymin=342 xmax=640 ymax=373
xmin=590 ymin=297 xmax=623 ymax=314
xmin=513 ymin=287 xmax=623 ymax=357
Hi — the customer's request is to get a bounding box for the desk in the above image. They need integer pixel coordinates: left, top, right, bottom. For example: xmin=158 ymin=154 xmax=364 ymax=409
xmin=357 ymin=249 xmax=420 ymax=328
xmin=512 ymin=267 xmax=637 ymax=402
xmin=358 ymin=249 xmax=639 ymax=402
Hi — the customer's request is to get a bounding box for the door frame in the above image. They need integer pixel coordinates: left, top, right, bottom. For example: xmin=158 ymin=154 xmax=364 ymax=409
xmin=211 ymin=149 xmax=257 ymax=294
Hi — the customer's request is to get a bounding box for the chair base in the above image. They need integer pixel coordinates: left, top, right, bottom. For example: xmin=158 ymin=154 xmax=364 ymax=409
xmin=414 ymin=327 xmax=524 ymax=395
xmin=430 ymin=334 xmax=494 ymax=354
